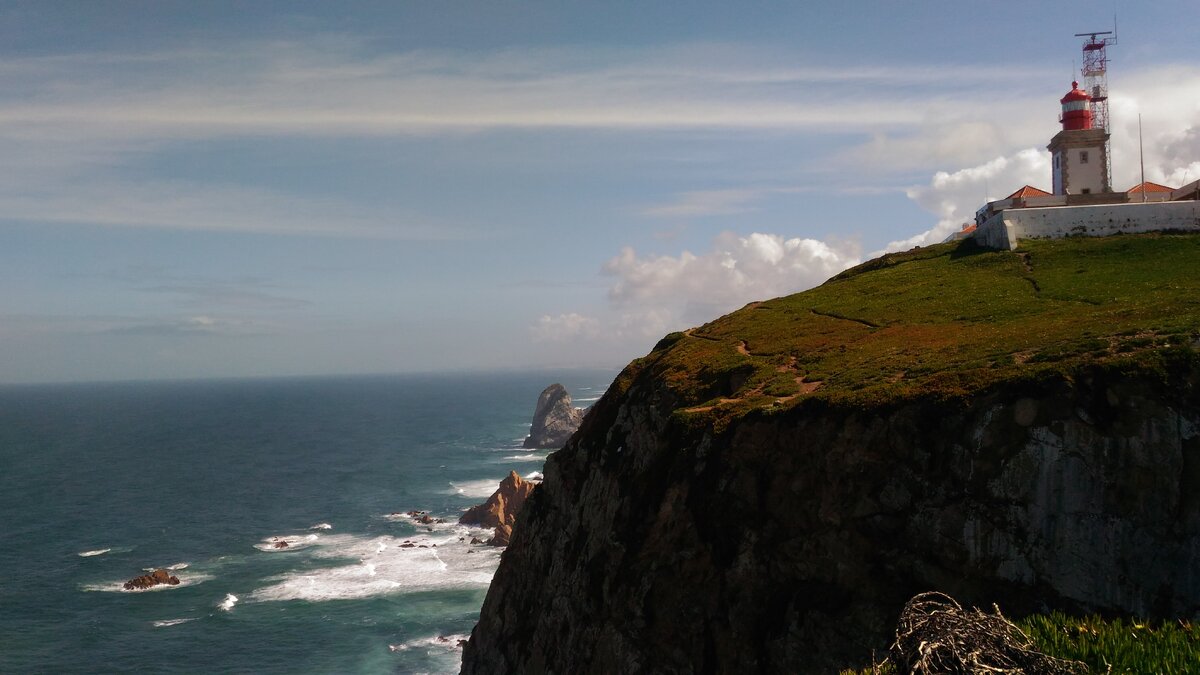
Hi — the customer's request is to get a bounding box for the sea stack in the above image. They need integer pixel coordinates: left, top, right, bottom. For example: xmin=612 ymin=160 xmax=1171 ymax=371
xmin=459 ymin=471 xmax=537 ymax=546
xmin=523 ymin=383 xmax=585 ymax=449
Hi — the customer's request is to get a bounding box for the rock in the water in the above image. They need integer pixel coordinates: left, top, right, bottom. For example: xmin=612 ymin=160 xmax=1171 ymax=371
xmin=273 ymin=540 xmax=289 ymax=549
xmin=486 ymin=523 xmax=513 ymax=547
xmin=459 ymin=471 xmax=536 ymax=532
xmin=523 ymin=384 xmax=585 ymax=449
xmin=123 ymin=568 xmax=180 ymax=591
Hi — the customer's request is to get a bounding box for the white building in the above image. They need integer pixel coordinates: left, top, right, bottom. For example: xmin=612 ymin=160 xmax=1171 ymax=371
xmin=972 ymin=80 xmax=1200 ymax=250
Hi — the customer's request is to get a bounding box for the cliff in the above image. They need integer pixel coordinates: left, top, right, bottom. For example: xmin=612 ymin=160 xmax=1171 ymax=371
xmin=462 ymin=233 xmax=1200 ymax=673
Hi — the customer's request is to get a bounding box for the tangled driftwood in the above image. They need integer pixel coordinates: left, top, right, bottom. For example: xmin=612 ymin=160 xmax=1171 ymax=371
xmin=888 ymin=592 xmax=1088 ymax=674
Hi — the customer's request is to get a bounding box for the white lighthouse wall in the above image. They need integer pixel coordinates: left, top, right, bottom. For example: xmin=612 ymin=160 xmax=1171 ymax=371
xmin=975 ymin=201 xmax=1200 ymax=250
xmin=1066 ymin=147 xmax=1106 ymax=194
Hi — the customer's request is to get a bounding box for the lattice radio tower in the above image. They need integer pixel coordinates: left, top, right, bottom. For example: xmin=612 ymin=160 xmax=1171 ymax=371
xmin=1076 ymin=28 xmax=1116 ymax=186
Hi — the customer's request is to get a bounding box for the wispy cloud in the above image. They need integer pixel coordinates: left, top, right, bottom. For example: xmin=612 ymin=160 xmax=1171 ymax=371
xmin=641 ymin=187 xmax=793 ymax=218
xmin=1 ymin=175 xmax=467 ymax=239
xmin=81 ymin=266 xmax=311 ymax=312
xmin=0 ymin=312 xmax=277 ymax=338
xmin=0 ymin=42 xmax=1055 ymax=142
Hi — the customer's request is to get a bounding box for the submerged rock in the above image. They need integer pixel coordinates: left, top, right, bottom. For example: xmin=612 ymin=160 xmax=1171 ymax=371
xmin=123 ymin=569 xmax=180 ymax=591
xmin=522 ymin=384 xmax=585 ymax=449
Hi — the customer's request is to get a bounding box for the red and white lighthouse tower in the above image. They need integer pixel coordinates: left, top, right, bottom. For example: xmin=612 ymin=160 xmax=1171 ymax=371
xmin=1059 ymin=81 xmax=1093 ymax=131
xmin=1048 ymin=80 xmax=1110 ymax=195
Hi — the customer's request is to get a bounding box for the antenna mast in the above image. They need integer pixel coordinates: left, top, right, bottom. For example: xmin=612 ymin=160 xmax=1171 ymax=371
xmin=1075 ymin=27 xmax=1116 ymax=189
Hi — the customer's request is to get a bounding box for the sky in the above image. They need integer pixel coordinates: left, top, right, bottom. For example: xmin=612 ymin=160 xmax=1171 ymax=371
xmin=2 ymin=1 xmax=1199 ymax=384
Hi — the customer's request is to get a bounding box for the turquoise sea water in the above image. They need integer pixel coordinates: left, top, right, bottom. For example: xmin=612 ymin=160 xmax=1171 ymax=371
xmin=0 ymin=371 xmax=612 ymax=674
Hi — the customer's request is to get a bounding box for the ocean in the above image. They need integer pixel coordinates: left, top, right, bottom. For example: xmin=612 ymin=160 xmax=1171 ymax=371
xmin=0 ymin=371 xmax=613 ymax=674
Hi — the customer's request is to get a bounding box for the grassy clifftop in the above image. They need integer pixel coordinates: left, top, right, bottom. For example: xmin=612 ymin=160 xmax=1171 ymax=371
xmin=619 ymin=233 xmax=1200 ymax=426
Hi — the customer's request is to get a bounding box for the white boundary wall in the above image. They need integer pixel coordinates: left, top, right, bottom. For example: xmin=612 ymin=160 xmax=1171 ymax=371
xmin=975 ymin=201 xmax=1200 ymax=250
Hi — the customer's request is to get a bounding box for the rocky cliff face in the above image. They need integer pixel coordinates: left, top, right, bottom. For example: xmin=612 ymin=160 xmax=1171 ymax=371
xmin=463 ymin=359 xmax=1200 ymax=673
xmin=523 ymin=384 xmax=585 ymax=449
xmin=462 ymin=235 xmax=1200 ymax=673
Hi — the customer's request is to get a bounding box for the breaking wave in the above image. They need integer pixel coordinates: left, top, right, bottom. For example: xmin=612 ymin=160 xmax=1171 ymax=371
xmin=442 ymin=478 xmax=501 ymax=499
xmin=254 ymin=534 xmax=319 ymax=552
xmin=152 ymin=618 xmax=197 ymax=628
xmin=249 ymin=532 xmax=499 ymax=603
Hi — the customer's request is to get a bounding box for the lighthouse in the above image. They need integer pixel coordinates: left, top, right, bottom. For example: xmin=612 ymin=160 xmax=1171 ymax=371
xmin=1047 ymin=81 xmax=1111 ymax=195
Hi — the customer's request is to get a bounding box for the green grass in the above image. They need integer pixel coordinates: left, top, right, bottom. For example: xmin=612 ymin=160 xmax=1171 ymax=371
xmin=623 ymin=233 xmax=1200 ymax=428
xmin=841 ymin=613 xmax=1200 ymax=674
xmin=1021 ymin=613 xmax=1200 ymax=674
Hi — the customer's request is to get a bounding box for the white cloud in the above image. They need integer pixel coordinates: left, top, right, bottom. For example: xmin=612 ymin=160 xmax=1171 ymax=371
xmin=879 ymin=148 xmax=1049 ymax=253
xmin=530 ymin=313 xmax=601 ymax=342
xmin=527 ymin=231 xmax=860 ymax=350
xmin=604 ymin=231 xmax=861 ymax=326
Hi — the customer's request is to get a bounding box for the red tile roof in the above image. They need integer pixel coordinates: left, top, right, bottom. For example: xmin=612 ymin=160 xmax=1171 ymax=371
xmin=1006 ymin=185 xmax=1052 ymax=199
xmin=1127 ymin=181 xmax=1175 ymax=193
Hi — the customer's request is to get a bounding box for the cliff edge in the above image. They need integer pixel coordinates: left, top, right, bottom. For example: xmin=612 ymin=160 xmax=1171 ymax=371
xmin=463 ymin=233 xmax=1200 ymax=673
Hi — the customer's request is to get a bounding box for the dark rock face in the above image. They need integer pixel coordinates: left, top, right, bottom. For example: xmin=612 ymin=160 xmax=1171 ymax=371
xmin=123 ymin=569 xmax=180 ymax=591
xmin=461 ymin=362 xmax=1200 ymax=673
xmin=523 ymin=384 xmax=585 ymax=449
xmin=460 ymin=471 xmax=537 ymax=546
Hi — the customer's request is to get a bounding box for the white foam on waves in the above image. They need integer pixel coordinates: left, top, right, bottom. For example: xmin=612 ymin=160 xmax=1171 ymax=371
xmin=499 ymin=453 xmax=546 ymax=462
xmin=153 ymin=618 xmax=197 ymax=628
xmin=442 ymin=478 xmax=501 ymax=499
xmin=525 ymin=471 xmax=544 ymax=481
xmin=254 ymin=533 xmax=319 ymax=552
xmin=78 ymin=548 xmax=111 ymax=557
xmin=250 ymin=531 xmax=500 ymax=603
xmin=310 ymin=522 xmax=333 ymax=530
xmin=141 ymin=562 xmax=189 ymax=572
xmin=389 ymin=632 xmax=470 ymax=653
xmin=219 ymin=594 xmax=239 ymax=611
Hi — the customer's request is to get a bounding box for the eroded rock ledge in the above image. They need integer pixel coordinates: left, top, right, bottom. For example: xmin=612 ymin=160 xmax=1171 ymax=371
xmin=462 ymin=358 xmax=1200 ymax=673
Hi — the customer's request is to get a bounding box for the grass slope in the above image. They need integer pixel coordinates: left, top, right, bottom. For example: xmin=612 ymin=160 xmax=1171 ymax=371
xmin=845 ymin=613 xmax=1200 ymax=674
xmin=623 ymin=233 xmax=1200 ymax=427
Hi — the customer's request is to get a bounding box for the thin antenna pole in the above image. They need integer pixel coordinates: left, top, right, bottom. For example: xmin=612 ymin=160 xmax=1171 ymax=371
xmin=1139 ymin=113 xmax=1146 ymax=202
